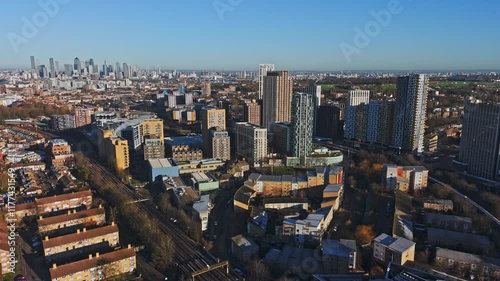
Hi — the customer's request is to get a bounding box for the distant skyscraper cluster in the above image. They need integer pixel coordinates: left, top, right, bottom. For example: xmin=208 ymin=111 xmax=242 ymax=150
xmin=28 ymin=55 xmax=142 ymax=79
xmin=344 ymin=74 xmax=428 ymax=154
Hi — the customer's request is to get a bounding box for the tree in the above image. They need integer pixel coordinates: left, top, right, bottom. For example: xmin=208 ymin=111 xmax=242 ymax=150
xmin=78 ymin=166 xmax=90 ymax=181
xmin=355 ymin=225 xmax=376 ymax=245
xmin=248 ymin=260 xmax=271 ymax=281
xmin=108 ymin=206 xmax=119 ymax=224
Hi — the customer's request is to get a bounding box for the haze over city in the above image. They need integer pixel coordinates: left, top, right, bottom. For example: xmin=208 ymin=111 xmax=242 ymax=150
xmin=1 ymin=0 xmax=499 ymax=71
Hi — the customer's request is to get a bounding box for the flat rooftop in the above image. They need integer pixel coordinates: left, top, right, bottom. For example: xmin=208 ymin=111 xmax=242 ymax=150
xmin=148 ymin=158 xmax=174 ymax=168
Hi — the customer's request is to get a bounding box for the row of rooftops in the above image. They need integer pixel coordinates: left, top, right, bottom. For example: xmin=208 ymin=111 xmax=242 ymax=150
xmin=42 ymin=223 xmax=118 ymax=249
xmin=38 ymin=206 xmax=105 ymax=227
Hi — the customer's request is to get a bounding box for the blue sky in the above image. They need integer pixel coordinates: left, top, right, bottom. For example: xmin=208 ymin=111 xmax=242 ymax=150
xmin=0 ymin=0 xmax=499 ymax=71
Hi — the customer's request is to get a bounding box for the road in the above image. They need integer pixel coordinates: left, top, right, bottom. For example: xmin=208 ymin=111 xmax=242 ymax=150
xmin=43 ymin=128 xmax=235 ymax=281
xmin=429 ymin=176 xmax=500 ymax=227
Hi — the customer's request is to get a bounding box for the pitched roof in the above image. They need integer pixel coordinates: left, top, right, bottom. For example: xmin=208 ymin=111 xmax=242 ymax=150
xmin=42 ymin=224 xmax=118 ymax=249
xmin=38 ymin=207 xmax=105 ymax=227
xmin=49 ymin=247 xmax=135 ymax=279
xmin=35 ymin=190 xmax=92 ymax=205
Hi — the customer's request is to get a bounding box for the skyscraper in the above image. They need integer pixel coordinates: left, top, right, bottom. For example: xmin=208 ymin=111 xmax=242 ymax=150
xmin=49 ymin=58 xmax=55 ymax=78
xmin=235 ymin=122 xmax=267 ymax=167
xmin=74 ymin=57 xmax=81 ymax=72
xmin=30 ymin=56 xmax=36 ymax=70
xmin=393 ymin=74 xmax=428 ymax=153
xmin=262 ymin=71 xmax=292 ymax=127
xmin=258 ymin=64 xmax=274 ymax=100
xmin=55 ymin=61 xmax=60 ymax=73
xmin=210 ymin=129 xmax=231 ymax=161
xmin=316 ymin=105 xmax=341 ymax=140
xmin=291 ymin=93 xmax=314 ymax=164
xmin=347 ymin=90 xmax=370 ymax=106
xmin=301 ymin=85 xmax=322 ymax=135
xmin=458 ymin=99 xmax=500 ymax=181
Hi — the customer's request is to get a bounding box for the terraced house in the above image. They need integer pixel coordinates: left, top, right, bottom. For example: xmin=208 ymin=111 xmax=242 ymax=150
xmin=38 ymin=206 xmax=106 ymax=233
xmin=35 ymin=190 xmax=92 ymax=214
xmin=43 ymin=223 xmax=119 ymax=257
xmin=49 ymin=247 xmax=136 ymax=281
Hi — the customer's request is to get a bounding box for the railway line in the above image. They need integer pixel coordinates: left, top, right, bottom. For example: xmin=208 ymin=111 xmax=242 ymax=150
xmin=86 ymin=158 xmax=233 ymax=280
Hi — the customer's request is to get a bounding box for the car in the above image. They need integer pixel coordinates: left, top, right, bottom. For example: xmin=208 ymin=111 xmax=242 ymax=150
xmin=214 ymin=221 xmax=218 ymax=226
xmin=14 ymin=275 xmax=27 ymax=281
xmin=213 ymin=234 xmax=217 ymax=240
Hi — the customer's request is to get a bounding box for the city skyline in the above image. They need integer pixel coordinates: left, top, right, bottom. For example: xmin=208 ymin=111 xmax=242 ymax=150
xmin=0 ymin=0 xmax=499 ymax=71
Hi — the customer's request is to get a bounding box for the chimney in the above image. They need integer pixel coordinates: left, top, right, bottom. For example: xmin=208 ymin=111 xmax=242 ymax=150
xmin=128 ymin=244 xmax=131 ymax=249
xmin=83 ymin=227 xmax=86 ymax=232
xmin=67 ymin=210 xmax=71 ymax=215
xmin=39 ymin=216 xmax=43 ymax=220
xmin=99 ymin=204 xmax=102 ymax=208
xmin=96 ymin=252 xmax=99 ymax=258
xmin=73 ymin=209 xmax=77 ymax=214
xmin=77 ymin=229 xmax=80 ymax=234
xmin=89 ymin=254 xmax=92 ymax=260
xmin=45 ymin=236 xmax=49 ymax=241
xmin=111 ymin=221 xmax=115 ymax=226
xmin=52 ymin=263 xmax=57 ymax=269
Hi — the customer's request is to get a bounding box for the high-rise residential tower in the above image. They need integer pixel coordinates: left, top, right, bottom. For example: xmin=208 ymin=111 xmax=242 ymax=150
xmin=393 ymin=74 xmax=428 ymax=153
xmin=458 ymin=99 xmax=500 ymax=181
xmin=201 ymin=108 xmax=228 ymax=158
xmin=291 ymin=93 xmax=314 ymax=164
xmin=235 ymin=122 xmax=267 ymax=167
xmin=347 ymin=90 xmax=370 ymax=106
xmin=243 ymin=100 xmax=261 ymax=126
xmin=262 ymin=71 xmax=292 ymax=127
xmin=301 ymin=85 xmax=322 ymax=135
xmin=258 ymin=64 xmax=274 ymax=100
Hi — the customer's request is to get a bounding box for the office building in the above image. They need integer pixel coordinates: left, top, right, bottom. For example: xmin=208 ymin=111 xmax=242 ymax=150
xmin=73 ymin=57 xmax=81 ymax=72
xmin=30 ymin=55 xmax=36 ymax=70
xmin=347 ymin=90 xmax=370 ymax=106
xmin=143 ymin=138 xmax=164 ymax=160
xmin=291 ymin=93 xmax=314 ymax=164
xmin=231 ymin=234 xmax=259 ymax=262
xmin=458 ymin=99 xmax=500 ymax=181
xmin=142 ymin=119 xmax=164 ymax=144
xmin=262 ymin=71 xmax=292 ymax=127
xmin=51 ymin=114 xmax=76 ymax=131
xmin=258 ymin=64 xmax=274 ymax=100
xmin=243 ymin=100 xmax=261 ymax=126
xmin=64 ymin=64 xmax=72 ymax=76
xmin=235 ymin=122 xmax=268 ymax=167
xmin=301 ymin=85 xmax=322 ymax=134
xmin=121 ymin=123 xmax=143 ymax=150
xmin=322 ymin=239 xmax=357 ymax=274
xmin=373 ymin=233 xmax=415 ymax=265
xmin=393 ymin=74 xmax=428 ymax=153
xmin=316 ymin=105 xmax=341 ymax=139
xmin=74 ymin=107 xmax=94 ymax=128
xmin=49 ymin=57 xmax=56 ymax=78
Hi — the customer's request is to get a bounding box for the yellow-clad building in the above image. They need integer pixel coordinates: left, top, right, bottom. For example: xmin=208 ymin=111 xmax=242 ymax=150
xmin=142 ymin=119 xmax=164 ymax=144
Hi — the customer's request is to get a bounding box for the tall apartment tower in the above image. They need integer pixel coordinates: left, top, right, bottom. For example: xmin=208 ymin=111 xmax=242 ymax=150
xmin=30 ymin=56 xmax=36 ymax=70
xmin=142 ymin=119 xmax=164 ymax=144
xmin=202 ymin=82 xmax=211 ymax=97
xmin=243 ymin=100 xmax=261 ymax=126
xmin=262 ymin=71 xmax=292 ymax=128
xmin=291 ymin=93 xmax=314 ymax=164
xmin=235 ymin=122 xmax=268 ymax=167
xmin=201 ymin=108 xmax=228 ymax=158
xmin=74 ymin=107 xmax=95 ymax=128
xmin=210 ymin=129 xmax=231 ymax=161
xmin=347 ymin=90 xmax=370 ymax=106
xmin=258 ymin=64 xmax=274 ymax=100
xmin=301 ymin=85 xmax=322 ymax=135
xmin=393 ymin=74 xmax=428 ymax=153
xmin=458 ymin=99 xmax=500 ymax=181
